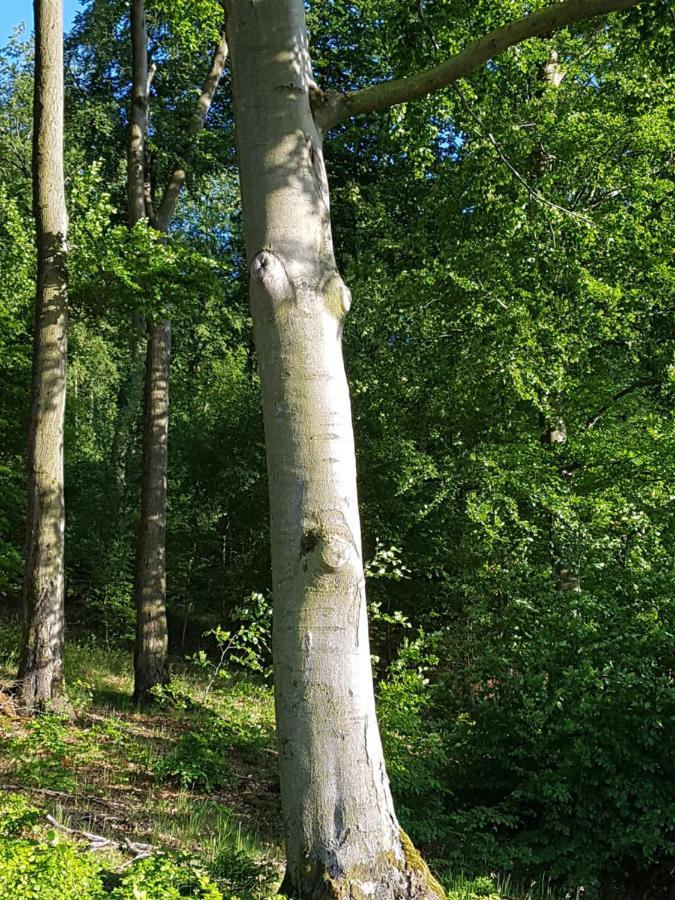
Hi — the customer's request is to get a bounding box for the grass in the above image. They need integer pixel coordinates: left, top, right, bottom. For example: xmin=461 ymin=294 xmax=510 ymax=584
xmin=0 ymin=621 xmax=588 ymax=899
xmin=439 ymin=871 xmax=590 ymax=900
xmin=0 ymin=623 xmax=282 ymax=898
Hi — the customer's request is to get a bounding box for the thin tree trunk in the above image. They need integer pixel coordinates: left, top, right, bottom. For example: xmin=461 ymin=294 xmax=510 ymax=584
xmin=133 ymin=318 xmax=171 ymax=703
xmin=227 ymin=3 xmax=443 ymax=896
xmin=127 ymin=0 xmax=170 ymax=704
xmin=111 ymin=309 xmax=146 ymax=499
xmin=18 ymin=0 xmax=69 ymax=712
xmin=131 ymin=11 xmax=228 ymax=705
xmin=537 ymin=49 xmax=580 ymax=594
xmin=128 ymin=0 xmax=149 ymax=227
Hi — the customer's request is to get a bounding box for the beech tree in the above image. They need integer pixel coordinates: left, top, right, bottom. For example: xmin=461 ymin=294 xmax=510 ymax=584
xmin=224 ymin=0 xmax=642 ymax=895
xmin=17 ymin=0 xmax=69 ymax=711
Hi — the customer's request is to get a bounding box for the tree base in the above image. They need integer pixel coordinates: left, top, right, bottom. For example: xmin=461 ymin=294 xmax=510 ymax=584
xmin=133 ymin=650 xmax=169 ymax=707
xmin=279 ymin=831 xmax=445 ymax=900
xmin=132 ymin=673 xmax=169 ymax=707
xmin=11 ymin=678 xmax=74 ymax=719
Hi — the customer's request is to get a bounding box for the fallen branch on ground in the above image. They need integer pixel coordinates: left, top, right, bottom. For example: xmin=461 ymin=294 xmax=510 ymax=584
xmin=45 ymin=813 xmax=153 ymax=866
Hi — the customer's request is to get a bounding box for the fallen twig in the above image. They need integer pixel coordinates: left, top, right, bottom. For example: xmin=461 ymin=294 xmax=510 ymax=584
xmin=44 ymin=812 xmax=154 ymax=865
xmin=46 ymin=813 xmax=116 ymax=851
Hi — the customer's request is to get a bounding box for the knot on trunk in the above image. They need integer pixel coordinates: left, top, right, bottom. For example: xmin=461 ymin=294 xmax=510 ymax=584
xmin=300 ymin=529 xmax=321 ymax=557
xmin=322 ymin=272 xmax=352 ymax=321
xmin=250 ymin=250 xmax=293 ymax=306
xmin=300 ymin=511 xmax=359 ymax=572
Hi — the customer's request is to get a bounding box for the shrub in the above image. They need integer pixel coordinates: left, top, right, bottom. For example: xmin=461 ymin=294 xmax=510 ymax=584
xmin=0 ymin=794 xmax=104 ymax=899
xmin=109 ymin=852 xmax=222 ymax=899
xmin=209 ymin=847 xmax=279 ymax=899
xmin=0 ymin=838 xmax=106 ymax=899
xmin=377 ymin=632 xmax=453 ymax=845
xmin=153 ymin=723 xmax=233 ymax=791
xmin=0 ymin=796 xmax=225 ymax=899
xmin=378 ymin=589 xmax=675 ymax=897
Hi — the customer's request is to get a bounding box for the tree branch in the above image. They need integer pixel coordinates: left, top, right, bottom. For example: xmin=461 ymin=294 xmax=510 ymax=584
xmin=128 ymin=0 xmax=150 ymax=225
xmin=153 ymin=27 xmax=229 ymax=233
xmin=313 ymin=0 xmax=641 ymax=130
xmin=586 ymin=378 xmax=658 ymax=429
xmin=454 ymin=83 xmax=596 ymax=226
xmin=146 ymin=61 xmax=157 ymax=95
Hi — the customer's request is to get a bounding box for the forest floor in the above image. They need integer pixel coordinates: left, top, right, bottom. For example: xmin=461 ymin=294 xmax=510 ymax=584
xmin=0 ymin=621 xmax=560 ymax=900
xmin=0 ymin=622 xmax=284 ymax=897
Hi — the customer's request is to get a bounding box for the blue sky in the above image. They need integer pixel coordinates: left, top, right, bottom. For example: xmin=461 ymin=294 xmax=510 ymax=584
xmin=0 ymin=0 xmax=82 ymax=46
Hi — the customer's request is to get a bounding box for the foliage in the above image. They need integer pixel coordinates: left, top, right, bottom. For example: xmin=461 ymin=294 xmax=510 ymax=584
xmin=152 ymin=716 xmax=233 ymax=791
xmin=153 ymin=700 xmax=271 ymax=792
xmin=377 ymin=599 xmax=675 ymax=895
xmin=3 ymin=711 xmax=138 ymax=793
xmin=0 ymin=795 xmax=224 ymax=899
xmin=0 ymin=795 xmax=104 ymax=899
xmin=0 ymin=837 xmax=105 ymax=900
xmin=1 ymin=1 xmax=674 ymax=896
xmin=189 ymin=593 xmax=273 ymax=697
xmin=5 ymin=716 xmax=80 ymax=792
xmin=109 ymin=852 xmax=222 ymax=899
xmin=378 ymin=632 xmax=453 ymax=845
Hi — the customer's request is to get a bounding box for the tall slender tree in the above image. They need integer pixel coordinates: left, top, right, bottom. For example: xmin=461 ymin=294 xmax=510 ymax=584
xmin=534 ymin=46 xmax=582 ymax=593
xmin=225 ymin=0 xmax=641 ymax=894
xmin=130 ymin=0 xmax=229 ymax=704
xmin=127 ymin=0 xmax=170 ymax=706
xmin=17 ymin=0 xmax=69 ymax=711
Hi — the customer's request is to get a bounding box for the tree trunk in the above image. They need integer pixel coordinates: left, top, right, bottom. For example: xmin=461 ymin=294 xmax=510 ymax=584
xmin=111 ymin=309 xmax=146 ymax=502
xmin=128 ymin=0 xmax=149 ymax=227
xmin=130 ymin=5 xmax=228 ymax=703
xmin=227 ymin=3 xmax=443 ymax=896
xmin=128 ymin=0 xmax=169 ymax=703
xmin=537 ymin=49 xmax=580 ymax=595
xmin=18 ymin=0 xmax=69 ymax=712
xmin=133 ymin=318 xmax=171 ymax=703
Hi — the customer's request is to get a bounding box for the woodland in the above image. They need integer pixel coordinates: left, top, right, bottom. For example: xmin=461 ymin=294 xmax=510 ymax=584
xmin=0 ymin=0 xmax=673 ymax=898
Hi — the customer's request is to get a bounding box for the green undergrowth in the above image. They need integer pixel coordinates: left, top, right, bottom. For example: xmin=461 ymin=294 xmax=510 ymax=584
xmin=0 ymin=622 xmax=281 ymax=898
xmin=0 ymin=622 xmax=590 ymax=900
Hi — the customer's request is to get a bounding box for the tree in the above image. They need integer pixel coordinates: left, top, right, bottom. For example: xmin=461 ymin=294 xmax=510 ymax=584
xmin=128 ymin=0 xmax=229 ymax=704
xmin=224 ymin=0 xmax=642 ymax=895
xmin=17 ymin=0 xmax=69 ymax=711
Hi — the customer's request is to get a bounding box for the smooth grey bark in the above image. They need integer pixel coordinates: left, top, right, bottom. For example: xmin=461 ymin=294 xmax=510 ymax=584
xmin=128 ymin=0 xmax=169 ymax=704
xmin=132 ymin=12 xmax=229 ymax=704
xmin=226 ymin=3 xmax=442 ymax=897
xmin=224 ymin=0 xmax=642 ymax=892
xmin=128 ymin=0 xmax=149 ymax=227
xmin=18 ymin=0 xmax=69 ymax=711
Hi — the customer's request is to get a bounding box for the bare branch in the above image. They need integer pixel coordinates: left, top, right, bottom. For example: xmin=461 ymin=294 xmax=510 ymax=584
xmin=45 ymin=813 xmax=154 ymax=868
xmin=153 ymin=27 xmax=229 ymax=232
xmin=313 ymin=0 xmax=641 ymax=130
xmin=454 ymin=84 xmax=596 ymax=226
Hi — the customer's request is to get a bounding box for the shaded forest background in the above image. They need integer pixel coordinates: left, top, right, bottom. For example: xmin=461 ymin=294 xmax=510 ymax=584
xmin=0 ymin=1 xmax=673 ymax=896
